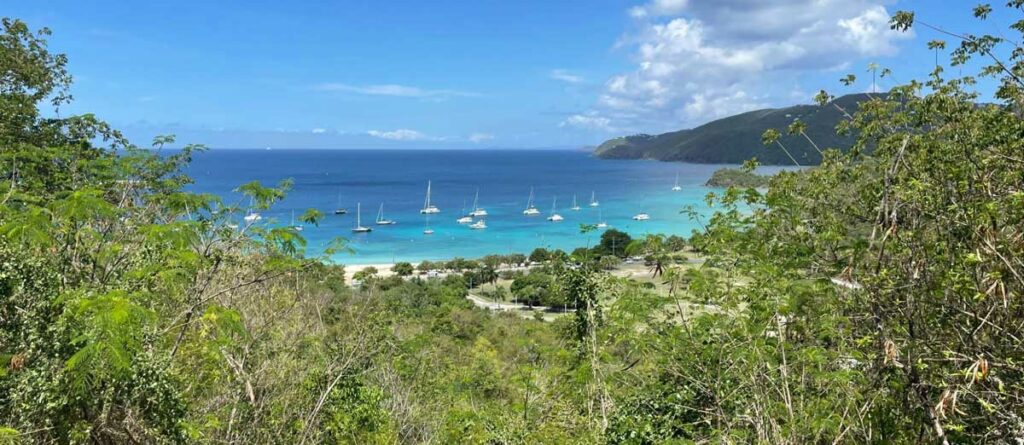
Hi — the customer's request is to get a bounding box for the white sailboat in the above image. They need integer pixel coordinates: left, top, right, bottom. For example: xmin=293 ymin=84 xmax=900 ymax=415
xmin=468 ymin=188 xmax=488 ymax=217
xmin=596 ymin=209 xmax=608 ymax=228
xmin=632 ymin=212 xmax=650 ymax=221
xmin=547 ymin=197 xmax=564 ymax=222
xmin=423 ymin=214 xmax=434 ymax=235
xmin=352 ymin=203 xmax=372 ymax=232
xmin=457 ymin=198 xmax=473 ymax=224
xmin=244 ymin=197 xmax=262 ymax=223
xmin=375 ymin=203 xmax=396 ymax=225
xmin=523 ymin=187 xmax=541 ymax=216
xmin=420 ymin=181 xmax=441 ymax=214
xmin=672 ymin=173 xmax=682 ymax=191
xmin=291 ymin=210 xmax=303 ymax=231
xmin=333 ymin=189 xmax=347 ymax=215
xmin=469 ymin=219 xmax=487 ymax=230
xmin=570 ymin=194 xmax=582 ymax=211
xmin=589 ymin=191 xmax=599 ymax=207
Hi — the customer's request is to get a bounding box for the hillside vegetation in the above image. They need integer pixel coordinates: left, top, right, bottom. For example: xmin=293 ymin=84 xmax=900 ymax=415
xmin=705 ymin=168 xmax=772 ymax=188
xmin=2 ymin=5 xmax=1024 ymax=444
xmin=594 ymin=93 xmax=868 ymax=165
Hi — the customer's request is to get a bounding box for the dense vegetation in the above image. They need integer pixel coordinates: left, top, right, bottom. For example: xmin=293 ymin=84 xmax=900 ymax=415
xmin=3 ymin=4 xmax=1024 ymax=443
xmin=593 ymin=93 xmax=867 ymax=165
xmin=705 ymin=168 xmax=772 ymax=188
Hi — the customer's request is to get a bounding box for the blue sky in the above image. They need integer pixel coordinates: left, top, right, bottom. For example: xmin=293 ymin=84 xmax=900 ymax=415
xmin=7 ymin=0 xmax=1009 ymax=149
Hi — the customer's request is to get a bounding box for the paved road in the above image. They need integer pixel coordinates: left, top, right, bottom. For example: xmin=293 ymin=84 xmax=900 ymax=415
xmin=466 ymin=293 xmax=532 ymax=311
xmin=466 ymin=293 xmax=555 ymax=312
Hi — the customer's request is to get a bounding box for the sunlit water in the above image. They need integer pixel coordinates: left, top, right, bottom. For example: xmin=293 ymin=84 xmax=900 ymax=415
xmin=182 ymin=149 xmax=786 ymax=264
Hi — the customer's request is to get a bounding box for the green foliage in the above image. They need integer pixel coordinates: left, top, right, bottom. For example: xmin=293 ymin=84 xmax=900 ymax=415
xmin=4 ymin=5 xmax=1024 ymax=443
xmin=704 ymin=167 xmax=771 ymax=188
xmin=528 ymin=247 xmax=550 ymax=263
xmin=594 ymin=229 xmax=632 ymax=258
xmin=510 ymin=272 xmax=557 ymax=307
xmin=391 ymin=261 xmax=414 ymax=276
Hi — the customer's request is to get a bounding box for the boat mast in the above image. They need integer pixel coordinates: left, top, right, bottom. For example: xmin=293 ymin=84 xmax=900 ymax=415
xmin=424 ymin=181 xmax=432 ymax=209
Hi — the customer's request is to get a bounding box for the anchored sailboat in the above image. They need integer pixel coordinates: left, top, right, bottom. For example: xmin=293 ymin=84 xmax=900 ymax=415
xmin=632 ymin=211 xmax=650 ymax=221
xmin=333 ymin=189 xmax=347 ymax=215
xmin=672 ymin=173 xmax=682 ymax=191
xmin=570 ymin=194 xmax=581 ymax=211
xmin=352 ymin=203 xmax=372 ymax=232
xmin=469 ymin=219 xmax=487 ymax=230
xmin=523 ymin=187 xmax=541 ymax=216
xmin=424 ymin=213 xmax=434 ymax=235
xmin=596 ymin=209 xmax=608 ymax=228
xmin=291 ymin=210 xmax=303 ymax=231
xmin=547 ymin=197 xmax=564 ymax=222
xmin=469 ymin=188 xmax=488 ymax=217
xmin=457 ymin=199 xmax=473 ymax=224
xmin=244 ymin=197 xmax=262 ymax=223
xmin=375 ymin=203 xmax=396 ymax=225
xmin=420 ymin=181 xmax=441 ymax=214
xmin=589 ymin=191 xmax=599 ymax=207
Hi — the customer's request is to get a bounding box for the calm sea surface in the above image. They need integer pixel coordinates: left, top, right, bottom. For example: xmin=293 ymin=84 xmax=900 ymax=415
xmin=182 ymin=149 xmax=784 ymax=264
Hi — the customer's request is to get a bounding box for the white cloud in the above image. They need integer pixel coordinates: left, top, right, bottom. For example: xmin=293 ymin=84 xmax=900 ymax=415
xmin=315 ymin=83 xmax=478 ymax=99
xmin=550 ymin=69 xmax=585 ymax=84
xmin=577 ymin=0 xmax=911 ymax=133
xmin=366 ymin=129 xmax=443 ymax=141
xmin=629 ymin=0 xmax=688 ymax=18
xmin=468 ymin=132 xmax=495 ymax=143
xmin=311 ymin=128 xmax=327 ymax=134
xmin=559 ymin=113 xmax=616 ymax=132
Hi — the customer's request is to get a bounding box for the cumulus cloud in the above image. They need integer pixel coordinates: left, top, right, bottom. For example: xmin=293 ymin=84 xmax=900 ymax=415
xmin=559 ymin=113 xmax=616 ymax=132
xmin=366 ymin=129 xmax=442 ymax=141
xmin=316 ymin=83 xmax=478 ymax=99
xmin=550 ymin=69 xmax=585 ymax=84
xmin=629 ymin=0 xmax=688 ymax=18
xmin=578 ymin=1 xmax=911 ymax=133
xmin=468 ymin=132 xmax=495 ymax=143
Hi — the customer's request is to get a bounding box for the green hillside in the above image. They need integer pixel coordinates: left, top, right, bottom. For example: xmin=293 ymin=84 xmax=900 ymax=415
xmin=594 ymin=93 xmax=871 ymax=165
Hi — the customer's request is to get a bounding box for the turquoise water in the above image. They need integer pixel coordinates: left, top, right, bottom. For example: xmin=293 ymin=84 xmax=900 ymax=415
xmin=184 ymin=149 xmax=781 ymax=264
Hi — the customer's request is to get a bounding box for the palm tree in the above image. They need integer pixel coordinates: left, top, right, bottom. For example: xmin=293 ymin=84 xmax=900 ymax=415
xmin=787 ymin=120 xmax=822 ymax=156
xmin=762 ymin=128 xmax=801 ymax=167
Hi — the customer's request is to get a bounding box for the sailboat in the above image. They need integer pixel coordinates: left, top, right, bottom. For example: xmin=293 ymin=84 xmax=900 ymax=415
xmin=291 ymin=210 xmax=303 ymax=231
xmin=547 ymin=197 xmax=564 ymax=222
xmin=570 ymin=194 xmax=582 ymax=211
xmin=672 ymin=173 xmax=682 ymax=191
xmin=333 ymin=189 xmax=347 ymax=215
xmin=244 ymin=197 xmax=262 ymax=223
xmin=523 ymin=187 xmax=541 ymax=216
xmin=589 ymin=191 xmax=599 ymax=207
xmin=632 ymin=211 xmax=651 ymax=221
xmin=420 ymin=181 xmax=441 ymax=214
xmin=375 ymin=203 xmax=396 ymax=225
xmin=423 ymin=214 xmax=434 ymax=235
xmin=457 ymin=199 xmax=473 ymax=224
xmin=469 ymin=219 xmax=487 ymax=230
xmin=468 ymin=188 xmax=488 ymax=217
xmin=352 ymin=203 xmax=372 ymax=232
xmin=596 ymin=209 xmax=608 ymax=228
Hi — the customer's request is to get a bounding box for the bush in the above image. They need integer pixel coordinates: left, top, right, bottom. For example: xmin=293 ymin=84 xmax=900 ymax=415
xmin=391 ymin=262 xmax=414 ymax=276
xmin=598 ymin=255 xmax=621 ymax=271
xmin=352 ymin=266 xmax=378 ymax=282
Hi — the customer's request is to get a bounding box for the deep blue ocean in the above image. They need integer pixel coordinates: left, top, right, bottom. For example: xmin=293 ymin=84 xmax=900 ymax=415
xmin=182 ymin=149 xmax=781 ymax=264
